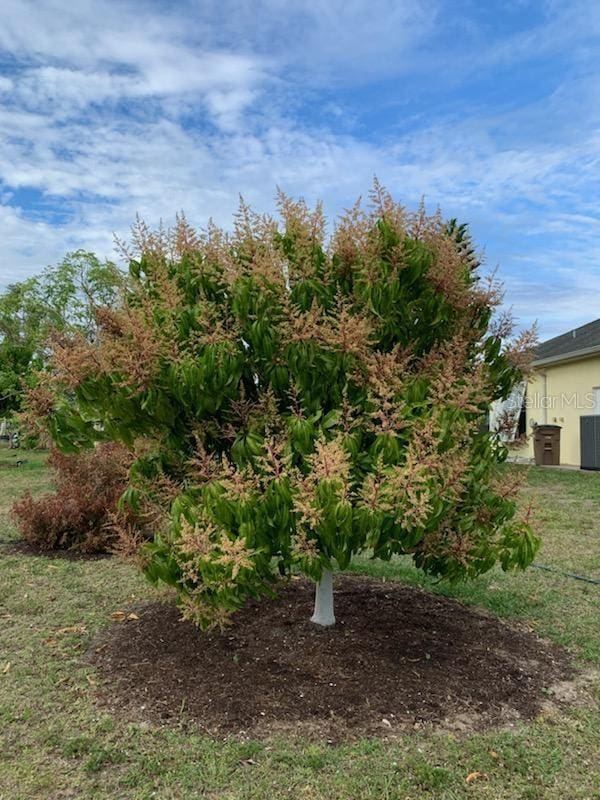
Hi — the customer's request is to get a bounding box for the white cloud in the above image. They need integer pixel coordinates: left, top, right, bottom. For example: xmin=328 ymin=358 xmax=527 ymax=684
xmin=189 ymin=0 xmax=438 ymax=81
xmin=0 ymin=203 xmax=112 ymax=285
xmin=0 ymin=0 xmax=269 ymax=129
xmin=0 ymin=0 xmax=598 ymax=341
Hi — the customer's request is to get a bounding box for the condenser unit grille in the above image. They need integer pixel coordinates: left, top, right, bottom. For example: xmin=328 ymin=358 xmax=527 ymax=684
xmin=580 ymin=416 xmax=600 ymax=470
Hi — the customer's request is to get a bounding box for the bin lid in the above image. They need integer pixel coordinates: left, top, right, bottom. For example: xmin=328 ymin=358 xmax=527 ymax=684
xmin=534 ymin=424 xmax=561 ymax=432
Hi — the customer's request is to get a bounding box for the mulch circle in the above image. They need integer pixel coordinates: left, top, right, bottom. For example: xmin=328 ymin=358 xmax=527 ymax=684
xmin=85 ymin=574 xmax=573 ymax=740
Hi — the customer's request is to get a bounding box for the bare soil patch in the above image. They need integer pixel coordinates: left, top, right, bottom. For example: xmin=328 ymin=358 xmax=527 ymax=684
xmin=1 ymin=540 xmax=111 ymax=561
xmin=86 ymin=574 xmax=573 ymax=740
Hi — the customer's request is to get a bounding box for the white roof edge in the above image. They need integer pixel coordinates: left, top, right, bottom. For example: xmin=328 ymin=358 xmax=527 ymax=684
xmin=533 ymin=343 xmax=600 ymax=367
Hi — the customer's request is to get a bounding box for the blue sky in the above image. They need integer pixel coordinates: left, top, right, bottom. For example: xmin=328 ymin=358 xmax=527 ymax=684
xmin=0 ymin=0 xmax=598 ymax=339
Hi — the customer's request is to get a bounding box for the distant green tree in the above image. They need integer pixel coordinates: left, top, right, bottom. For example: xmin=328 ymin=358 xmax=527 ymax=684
xmin=0 ymin=251 xmax=123 ymax=414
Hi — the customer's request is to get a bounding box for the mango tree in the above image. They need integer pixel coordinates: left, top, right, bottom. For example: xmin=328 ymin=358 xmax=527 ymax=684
xmin=30 ymin=187 xmax=539 ymax=628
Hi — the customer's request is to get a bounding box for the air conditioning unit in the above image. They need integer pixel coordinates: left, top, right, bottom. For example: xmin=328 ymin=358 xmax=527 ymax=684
xmin=580 ymin=416 xmax=600 ymax=470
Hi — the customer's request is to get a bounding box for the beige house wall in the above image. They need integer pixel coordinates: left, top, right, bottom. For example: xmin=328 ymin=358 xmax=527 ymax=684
xmin=513 ymin=354 xmax=600 ymax=466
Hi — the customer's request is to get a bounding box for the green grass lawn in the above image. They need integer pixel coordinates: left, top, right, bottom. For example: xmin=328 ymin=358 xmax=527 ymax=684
xmin=1 ymin=454 xmax=599 ymax=799
xmin=0 ymin=444 xmax=51 ymax=544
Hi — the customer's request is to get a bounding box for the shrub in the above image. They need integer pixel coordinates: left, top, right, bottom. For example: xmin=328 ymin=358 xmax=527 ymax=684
xmin=11 ymin=443 xmax=137 ymax=552
xmin=29 ymin=185 xmax=539 ymax=626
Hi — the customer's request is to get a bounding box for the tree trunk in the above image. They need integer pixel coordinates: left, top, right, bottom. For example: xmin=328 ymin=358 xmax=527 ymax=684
xmin=310 ymin=569 xmax=335 ymax=626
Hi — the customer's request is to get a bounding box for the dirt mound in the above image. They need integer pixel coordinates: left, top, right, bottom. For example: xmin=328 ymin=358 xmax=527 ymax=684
xmin=86 ymin=574 xmax=572 ymax=740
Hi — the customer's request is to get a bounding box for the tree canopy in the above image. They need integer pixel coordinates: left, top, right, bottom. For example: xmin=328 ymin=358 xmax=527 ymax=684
xmin=28 ymin=187 xmax=539 ymax=628
xmin=0 ymin=251 xmax=123 ymax=414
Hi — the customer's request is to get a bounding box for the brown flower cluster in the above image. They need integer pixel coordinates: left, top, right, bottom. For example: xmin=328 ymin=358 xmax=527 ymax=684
xmin=176 ymin=516 xmax=257 ymax=587
xmin=48 ymin=301 xmax=172 ymax=393
xmin=292 ymin=436 xmax=351 ymax=529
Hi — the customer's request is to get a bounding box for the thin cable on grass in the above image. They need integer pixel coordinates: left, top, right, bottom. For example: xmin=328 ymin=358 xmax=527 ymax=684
xmin=531 ymin=563 xmax=600 ymax=585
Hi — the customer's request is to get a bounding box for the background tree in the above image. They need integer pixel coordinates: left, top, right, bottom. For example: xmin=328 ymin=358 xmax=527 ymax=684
xmin=0 ymin=251 xmax=122 ymax=414
xmin=29 ymin=188 xmax=539 ymax=629
xmin=0 ymin=278 xmax=44 ymax=415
